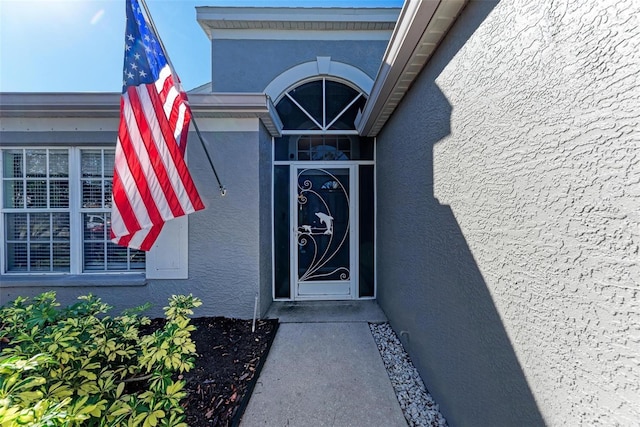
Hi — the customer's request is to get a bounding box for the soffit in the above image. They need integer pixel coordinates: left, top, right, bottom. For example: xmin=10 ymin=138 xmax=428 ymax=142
xmin=190 ymin=93 xmax=282 ymax=136
xmin=356 ymin=0 xmax=468 ymax=137
xmin=0 ymin=92 xmax=282 ymax=137
xmin=196 ymin=7 xmax=399 ymax=38
xmin=0 ymin=93 xmax=121 ymax=117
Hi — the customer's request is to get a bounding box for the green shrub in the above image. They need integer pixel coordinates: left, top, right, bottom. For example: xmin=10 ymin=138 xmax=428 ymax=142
xmin=0 ymin=292 xmax=201 ymax=427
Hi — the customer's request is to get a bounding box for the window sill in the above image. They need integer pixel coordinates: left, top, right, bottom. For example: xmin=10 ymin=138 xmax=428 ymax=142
xmin=0 ymin=274 xmax=147 ymax=288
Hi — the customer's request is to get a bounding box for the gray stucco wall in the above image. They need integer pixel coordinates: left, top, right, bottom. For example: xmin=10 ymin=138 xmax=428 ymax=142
xmin=179 ymin=130 xmax=262 ymax=319
xmin=1 ymin=129 xmax=265 ymax=320
xmin=376 ymin=0 xmax=639 ymax=426
xmin=211 ymin=39 xmax=388 ymax=92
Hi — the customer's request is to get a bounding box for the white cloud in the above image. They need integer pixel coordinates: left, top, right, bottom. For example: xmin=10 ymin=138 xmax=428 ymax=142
xmin=90 ymin=9 xmax=104 ymax=25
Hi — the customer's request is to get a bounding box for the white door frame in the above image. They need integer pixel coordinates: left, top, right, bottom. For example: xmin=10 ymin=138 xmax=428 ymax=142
xmin=290 ymin=163 xmax=357 ymax=300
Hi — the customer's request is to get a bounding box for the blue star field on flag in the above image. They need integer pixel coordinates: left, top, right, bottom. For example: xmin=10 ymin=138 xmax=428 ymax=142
xmin=112 ymin=0 xmax=204 ymax=250
xmin=122 ymin=0 xmax=167 ymax=92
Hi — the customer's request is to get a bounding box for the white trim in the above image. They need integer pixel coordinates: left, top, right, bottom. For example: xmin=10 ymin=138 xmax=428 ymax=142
xmin=0 ymin=146 xmax=150 ymax=277
xmin=271 ymin=160 xmax=376 ymax=301
xmin=69 ymin=148 xmax=81 ymax=275
xmin=209 ymin=29 xmax=393 ymax=41
xmin=274 ymin=160 xmax=374 ymax=166
xmin=0 ymin=92 xmax=283 ymax=137
xmin=1 ymin=118 xmax=119 ymax=132
xmin=281 ymin=130 xmax=360 ymax=136
xmin=196 ymin=6 xmax=399 ymax=39
xmin=296 ymin=282 xmax=352 ymax=298
xmin=271 ymin=136 xmax=277 ymax=302
xmin=0 ymin=150 xmax=4 ymax=275
xmin=196 ymin=6 xmax=399 ymax=25
xmin=317 ymin=57 xmax=331 ymax=75
xmin=285 ymin=93 xmax=323 ymax=130
xmin=357 ymin=0 xmax=468 ymax=136
xmin=0 ymin=92 xmax=120 ymax=117
xmin=327 ymin=93 xmax=363 ymax=129
xmin=264 ymin=57 xmax=374 ymax=102
xmin=291 ymin=164 xmax=358 ymax=300
xmin=373 ymin=138 xmax=378 ymax=299
xmin=289 ymin=168 xmax=297 ymax=299
xmin=146 ymin=216 xmax=188 ymax=279
xmin=351 ymin=163 xmax=358 ymax=299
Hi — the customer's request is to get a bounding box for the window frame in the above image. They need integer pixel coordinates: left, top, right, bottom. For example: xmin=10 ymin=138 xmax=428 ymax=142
xmin=79 ymin=148 xmax=144 ymax=273
xmin=1 ymin=146 xmax=146 ymax=275
xmin=1 ymin=147 xmax=71 ymax=274
xmin=275 ymin=77 xmax=366 ymax=133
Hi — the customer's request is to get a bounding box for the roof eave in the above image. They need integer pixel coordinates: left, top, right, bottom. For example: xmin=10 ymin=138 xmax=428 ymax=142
xmin=196 ymin=7 xmax=400 ymax=38
xmin=0 ymin=92 xmax=283 ymax=137
xmin=0 ymin=92 xmax=121 ymax=117
xmin=189 ymin=93 xmax=283 ymax=136
xmin=356 ymin=0 xmax=469 ymax=137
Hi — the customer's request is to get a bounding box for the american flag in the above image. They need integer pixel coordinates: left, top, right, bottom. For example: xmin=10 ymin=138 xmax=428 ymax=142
xmin=111 ymin=0 xmax=205 ymax=251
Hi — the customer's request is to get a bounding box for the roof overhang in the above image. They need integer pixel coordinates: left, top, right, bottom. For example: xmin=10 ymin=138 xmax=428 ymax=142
xmin=0 ymin=93 xmax=121 ymax=118
xmin=190 ymin=93 xmax=282 ymax=136
xmin=356 ymin=0 xmax=468 ymax=137
xmin=0 ymin=92 xmax=282 ymax=137
xmin=196 ymin=7 xmax=399 ymax=40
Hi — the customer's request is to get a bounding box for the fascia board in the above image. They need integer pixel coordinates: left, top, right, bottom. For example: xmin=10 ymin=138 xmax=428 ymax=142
xmin=196 ymin=7 xmax=400 ymax=39
xmin=356 ymin=0 xmax=468 ymax=137
xmin=0 ymin=92 xmax=282 ymax=136
xmin=190 ymin=93 xmax=283 ymax=136
xmin=0 ymin=92 xmax=120 ymax=117
xmin=196 ymin=7 xmax=400 ymax=24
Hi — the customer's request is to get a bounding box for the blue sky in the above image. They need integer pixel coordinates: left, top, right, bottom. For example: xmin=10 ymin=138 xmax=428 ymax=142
xmin=0 ymin=0 xmax=403 ymax=93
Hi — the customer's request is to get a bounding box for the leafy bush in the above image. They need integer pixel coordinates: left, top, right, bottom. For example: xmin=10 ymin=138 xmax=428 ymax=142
xmin=0 ymin=292 xmax=201 ymax=427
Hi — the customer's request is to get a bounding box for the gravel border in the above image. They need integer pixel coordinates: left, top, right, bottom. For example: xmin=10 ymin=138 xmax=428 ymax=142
xmin=370 ymin=323 xmax=448 ymax=427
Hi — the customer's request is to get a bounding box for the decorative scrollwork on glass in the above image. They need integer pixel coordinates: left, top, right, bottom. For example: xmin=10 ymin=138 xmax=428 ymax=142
xmin=296 ymin=169 xmax=350 ymax=282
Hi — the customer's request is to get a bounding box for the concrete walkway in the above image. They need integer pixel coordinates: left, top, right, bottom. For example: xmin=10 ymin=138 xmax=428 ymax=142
xmin=240 ymin=302 xmax=407 ymax=427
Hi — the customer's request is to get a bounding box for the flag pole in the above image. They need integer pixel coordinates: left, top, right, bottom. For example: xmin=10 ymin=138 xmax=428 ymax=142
xmin=138 ymin=0 xmax=227 ymax=196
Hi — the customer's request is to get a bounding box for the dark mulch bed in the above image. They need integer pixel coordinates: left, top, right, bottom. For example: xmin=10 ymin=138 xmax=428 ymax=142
xmin=144 ymin=317 xmax=279 ymax=427
xmin=179 ymin=317 xmax=278 ymax=426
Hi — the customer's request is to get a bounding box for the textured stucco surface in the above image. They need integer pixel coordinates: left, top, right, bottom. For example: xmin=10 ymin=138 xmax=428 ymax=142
xmin=211 ymin=39 xmax=387 ymax=92
xmin=376 ymin=0 xmax=639 ymax=426
xmin=1 ymin=130 xmax=266 ymax=320
xmin=176 ymin=130 xmax=263 ymax=319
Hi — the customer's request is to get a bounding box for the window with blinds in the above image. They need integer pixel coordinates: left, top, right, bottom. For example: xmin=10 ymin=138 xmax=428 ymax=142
xmin=1 ymin=147 xmax=145 ymax=274
xmin=2 ymin=149 xmax=70 ymax=272
xmin=80 ymin=149 xmax=144 ymax=272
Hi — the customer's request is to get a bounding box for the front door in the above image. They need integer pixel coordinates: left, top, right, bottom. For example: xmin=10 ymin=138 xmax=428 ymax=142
xmin=292 ymin=166 xmax=354 ymax=299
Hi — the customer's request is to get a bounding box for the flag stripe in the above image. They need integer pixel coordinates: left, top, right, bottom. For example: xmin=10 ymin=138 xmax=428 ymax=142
xmin=138 ymin=81 xmax=192 ymax=213
xmin=116 ymin=231 xmax=135 ymax=248
xmin=144 ymin=77 xmax=204 ymax=212
xmin=128 ymin=84 xmax=187 ymax=218
xmin=157 ymin=70 xmax=190 ymax=152
xmin=120 ymin=96 xmax=174 ymax=223
xmin=113 ymin=114 xmax=154 ymax=233
xmin=159 ymin=74 xmax=187 ymax=150
xmin=141 ymin=224 xmax=164 ymax=250
xmin=176 ymin=93 xmax=190 ymax=150
xmin=111 ymin=0 xmax=205 ymax=251
xmin=118 ymin=95 xmax=166 ymax=228
xmin=111 ymin=172 xmax=140 ymax=237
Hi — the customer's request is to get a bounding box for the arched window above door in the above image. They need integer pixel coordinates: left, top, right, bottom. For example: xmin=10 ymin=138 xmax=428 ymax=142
xmin=275 ymin=79 xmax=366 ymax=131
xmin=274 ymin=78 xmax=374 ymax=161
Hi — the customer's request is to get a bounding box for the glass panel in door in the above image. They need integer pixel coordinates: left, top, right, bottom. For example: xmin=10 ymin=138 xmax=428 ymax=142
xmin=295 ymin=167 xmax=352 ymax=297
